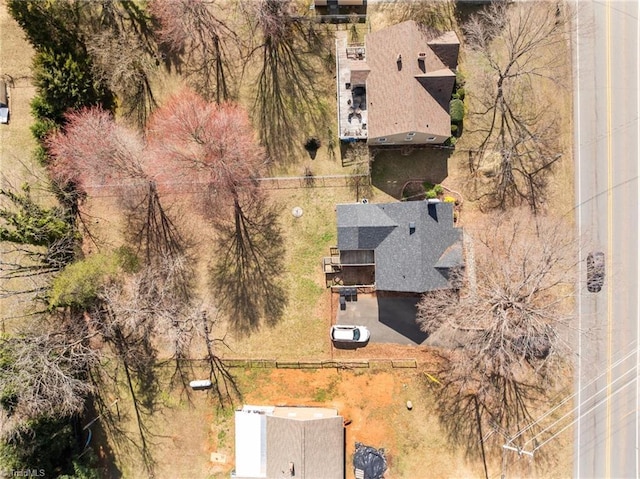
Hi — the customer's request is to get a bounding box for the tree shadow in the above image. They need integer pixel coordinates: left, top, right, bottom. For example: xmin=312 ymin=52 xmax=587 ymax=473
xmin=209 ymin=196 xmax=288 ymax=335
xmin=83 ymin=396 xmax=124 ymax=479
xmin=249 ymin=0 xmax=333 ymax=164
xmin=88 ymin=359 xmax=158 ymax=479
xmin=428 ymin=350 xmax=551 ymax=476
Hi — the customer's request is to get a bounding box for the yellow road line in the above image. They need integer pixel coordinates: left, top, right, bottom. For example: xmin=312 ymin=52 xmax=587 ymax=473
xmin=605 ymin=1 xmax=613 ymax=477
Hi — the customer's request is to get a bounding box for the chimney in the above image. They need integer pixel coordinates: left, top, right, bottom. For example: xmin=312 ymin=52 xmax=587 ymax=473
xmin=417 ymin=52 xmax=426 ymax=73
xmin=409 ymin=222 xmax=416 ymax=234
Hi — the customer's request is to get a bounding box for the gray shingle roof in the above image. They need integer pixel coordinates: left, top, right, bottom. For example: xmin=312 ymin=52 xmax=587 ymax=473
xmin=336 ymin=201 xmax=463 ymax=293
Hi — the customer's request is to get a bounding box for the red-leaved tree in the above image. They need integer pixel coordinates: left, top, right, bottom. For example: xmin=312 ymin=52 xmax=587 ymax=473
xmin=146 ymin=88 xmax=285 ymax=332
xmin=46 ymin=107 xmax=146 ymax=192
xmin=146 ymin=88 xmax=267 ymax=210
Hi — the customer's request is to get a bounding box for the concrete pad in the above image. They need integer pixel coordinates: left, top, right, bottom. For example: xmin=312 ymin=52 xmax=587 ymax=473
xmin=336 ymin=295 xmax=427 ymax=346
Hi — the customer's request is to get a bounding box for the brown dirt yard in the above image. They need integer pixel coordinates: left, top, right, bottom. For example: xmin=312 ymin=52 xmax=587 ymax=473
xmin=107 ymin=362 xmax=572 ymax=479
xmin=110 ymin=365 xmax=481 ymax=479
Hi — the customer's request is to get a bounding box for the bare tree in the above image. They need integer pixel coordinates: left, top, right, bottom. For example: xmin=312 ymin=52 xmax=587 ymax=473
xmin=417 ymin=211 xmax=577 ymax=455
xmin=150 ymin=0 xmax=239 ymax=103
xmin=46 ymin=107 xmax=147 ymax=190
xmin=146 ymin=89 xmax=266 ymax=199
xmin=0 ymin=312 xmax=98 ymax=422
xmin=376 ymin=0 xmax=457 ymax=31
xmin=74 ymin=0 xmax=160 ymax=128
xmin=87 ymin=29 xmax=158 ymax=128
xmin=47 ymin=108 xmax=192 ymax=269
xmin=464 ymin=1 xmax=569 ymax=212
xmin=195 ymin=311 xmax=240 ymax=407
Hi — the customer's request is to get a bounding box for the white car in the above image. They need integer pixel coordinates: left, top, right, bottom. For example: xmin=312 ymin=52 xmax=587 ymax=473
xmin=330 ymin=325 xmax=370 ymax=343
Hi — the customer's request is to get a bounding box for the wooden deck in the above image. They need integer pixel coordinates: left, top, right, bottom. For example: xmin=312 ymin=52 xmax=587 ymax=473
xmin=336 ymin=31 xmax=368 ymax=140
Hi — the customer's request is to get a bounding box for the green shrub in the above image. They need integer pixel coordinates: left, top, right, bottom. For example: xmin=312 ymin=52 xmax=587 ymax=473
xmin=425 ymin=189 xmax=438 ymax=199
xmin=456 ymin=87 xmax=465 ymax=100
xmin=451 ymin=124 xmax=458 ymax=134
xmin=48 ymin=252 xmax=123 ymax=308
xmin=450 ymin=98 xmax=465 ymax=123
xmin=423 ymin=182 xmax=444 ymax=199
xmin=30 ymin=117 xmax=58 ymax=142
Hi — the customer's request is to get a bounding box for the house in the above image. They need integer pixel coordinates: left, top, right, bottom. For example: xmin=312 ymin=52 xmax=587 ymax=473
xmin=324 ymin=201 xmax=463 ymax=293
xmin=336 ymin=21 xmax=460 ymax=144
xmin=233 ymin=405 xmax=344 ymax=479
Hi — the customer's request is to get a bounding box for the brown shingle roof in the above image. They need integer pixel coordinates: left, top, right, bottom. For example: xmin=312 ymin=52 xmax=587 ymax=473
xmin=266 ymin=415 xmax=344 ymax=479
xmin=428 ymin=30 xmax=461 ymax=70
xmin=349 ymin=63 xmax=370 ymax=86
xmin=365 ymin=21 xmax=459 ymax=140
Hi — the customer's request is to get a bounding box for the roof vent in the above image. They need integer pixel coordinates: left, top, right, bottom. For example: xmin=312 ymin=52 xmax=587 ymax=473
xmin=418 ymin=52 xmax=427 ymax=57
xmin=409 ymin=222 xmax=416 ymax=234
xmin=361 ymin=198 xmax=369 ymax=204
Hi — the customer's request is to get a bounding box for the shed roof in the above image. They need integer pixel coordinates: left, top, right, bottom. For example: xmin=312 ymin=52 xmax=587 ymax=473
xmin=235 ymin=406 xmax=344 ymax=479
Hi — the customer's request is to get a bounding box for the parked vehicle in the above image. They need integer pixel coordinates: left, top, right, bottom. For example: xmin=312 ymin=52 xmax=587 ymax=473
xmin=0 ymin=80 xmax=9 ymax=124
xmin=330 ymin=325 xmax=370 ymax=343
xmin=586 ymin=251 xmax=605 ymax=293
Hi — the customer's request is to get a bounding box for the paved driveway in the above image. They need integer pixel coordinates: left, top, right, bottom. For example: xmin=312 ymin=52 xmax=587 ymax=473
xmin=336 ymin=294 xmax=427 ymax=345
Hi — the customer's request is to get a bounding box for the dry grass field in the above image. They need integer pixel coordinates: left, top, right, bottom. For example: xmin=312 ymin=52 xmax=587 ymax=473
xmin=0 ymin=0 xmax=55 ymax=325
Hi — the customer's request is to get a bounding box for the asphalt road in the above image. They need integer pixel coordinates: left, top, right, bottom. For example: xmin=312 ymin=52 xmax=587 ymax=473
xmin=573 ymin=1 xmax=639 ymax=477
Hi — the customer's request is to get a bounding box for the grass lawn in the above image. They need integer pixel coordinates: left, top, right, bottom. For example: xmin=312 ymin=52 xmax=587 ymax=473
xmin=214 ymin=185 xmax=395 ymax=360
xmin=0 ymin=0 xmax=56 ymax=325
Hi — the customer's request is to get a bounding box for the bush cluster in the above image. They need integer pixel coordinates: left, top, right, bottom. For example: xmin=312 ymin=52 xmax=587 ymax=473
xmin=423 ymin=182 xmax=444 ymax=199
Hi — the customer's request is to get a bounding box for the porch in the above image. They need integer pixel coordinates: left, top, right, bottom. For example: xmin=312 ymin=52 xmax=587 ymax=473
xmin=323 ymin=247 xmax=375 ymax=288
xmin=336 ymin=31 xmax=368 ymax=141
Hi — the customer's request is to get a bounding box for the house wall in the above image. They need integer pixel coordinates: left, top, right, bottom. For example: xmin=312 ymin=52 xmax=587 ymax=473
xmin=367 ymin=131 xmax=449 ymax=146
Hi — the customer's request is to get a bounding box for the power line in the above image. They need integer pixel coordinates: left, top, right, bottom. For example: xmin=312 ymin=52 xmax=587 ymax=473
xmin=502 ymin=345 xmax=639 ymax=456
xmin=508 ymin=346 xmax=638 ymax=445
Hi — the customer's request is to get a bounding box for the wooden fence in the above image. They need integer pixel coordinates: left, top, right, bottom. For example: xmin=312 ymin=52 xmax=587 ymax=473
xmin=219 ymin=358 xmax=418 ymax=369
xmin=255 ymin=173 xmax=370 ymax=190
